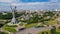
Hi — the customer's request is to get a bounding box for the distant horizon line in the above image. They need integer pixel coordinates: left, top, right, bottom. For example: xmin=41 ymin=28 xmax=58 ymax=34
xmin=0 ymin=9 xmax=60 ymax=12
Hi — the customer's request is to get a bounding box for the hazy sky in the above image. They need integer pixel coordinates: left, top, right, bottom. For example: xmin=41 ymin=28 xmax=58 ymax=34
xmin=0 ymin=0 xmax=60 ymax=11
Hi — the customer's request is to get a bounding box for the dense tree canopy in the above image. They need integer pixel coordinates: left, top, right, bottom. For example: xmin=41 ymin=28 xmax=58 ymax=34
xmin=0 ymin=12 xmax=24 ymax=19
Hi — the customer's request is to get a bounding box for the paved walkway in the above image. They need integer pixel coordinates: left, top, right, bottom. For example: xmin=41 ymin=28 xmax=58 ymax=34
xmin=15 ymin=26 xmax=53 ymax=34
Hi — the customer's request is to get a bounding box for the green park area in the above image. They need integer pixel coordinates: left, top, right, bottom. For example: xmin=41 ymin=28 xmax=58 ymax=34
xmin=38 ymin=26 xmax=60 ymax=34
xmin=38 ymin=30 xmax=51 ymax=34
xmin=0 ymin=31 xmax=8 ymax=34
xmin=38 ymin=29 xmax=60 ymax=34
xmin=43 ymin=19 xmax=58 ymax=25
xmin=3 ymin=25 xmax=17 ymax=33
xmin=25 ymin=23 xmax=38 ymax=28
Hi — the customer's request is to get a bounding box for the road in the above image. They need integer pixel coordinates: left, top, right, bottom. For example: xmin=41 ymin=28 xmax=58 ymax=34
xmin=15 ymin=26 xmax=53 ymax=34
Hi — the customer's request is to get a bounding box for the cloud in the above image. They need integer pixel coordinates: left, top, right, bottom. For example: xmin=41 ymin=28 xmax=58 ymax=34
xmin=1 ymin=2 xmax=60 ymax=10
xmin=50 ymin=0 xmax=59 ymax=2
xmin=0 ymin=0 xmax=12 ymax=2
xmin=0 ymin=0 xmax=19 ymax=3
xmin=0 ymin=0 xmax=60 ymax=10
xmin=11 ymin=2 xmax=44 ymax=6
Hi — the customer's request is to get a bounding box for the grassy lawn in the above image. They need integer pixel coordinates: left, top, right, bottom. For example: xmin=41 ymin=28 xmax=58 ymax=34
xmin=48 ymin=20 xmax=57 ymax=25
xmin=3 ymin=25 xmax=17 ymax=33
xmin=56 ymin=29 xmax=60 ymax=34
xmin=19 ymin=22 xmax=24 ymax=26
xmin=56 ymin=29 xmax=60 ymax=33
xmin=38 ymin=29 xmax=60 ymax=34
xmin=0 ymin=32 xmax=8 ymax=34
xmin=25 ymin=19 xmax=58 ymax=29
xmin=44 ymin=19 xmax=57 ymax=25
xmin=56 ymin=29 xmax=60 ymax=32
xmin=37 ymin=19 xmax=58 ymax=34
xmin=3 ymin=27 xmax=16 ymax=33
xmin=25 ymin=23 xmax=37 ymax=28
xmin=38 ymin=30 xmax=51 ymax=34
xmin=56 ymin=32 xmax=60 ymax=34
